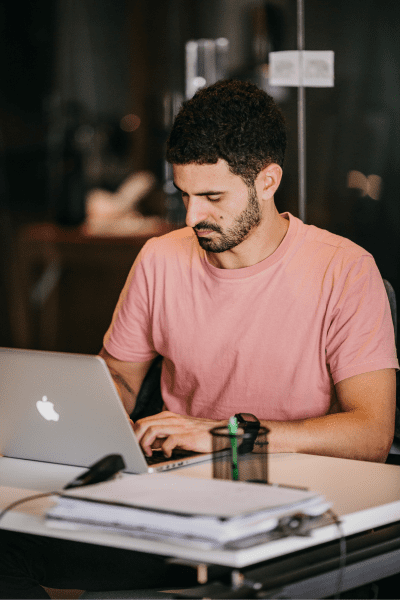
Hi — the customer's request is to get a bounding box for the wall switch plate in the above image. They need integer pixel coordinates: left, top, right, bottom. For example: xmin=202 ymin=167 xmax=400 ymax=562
xmin=269 ymin=50 xmax=334 ymax=88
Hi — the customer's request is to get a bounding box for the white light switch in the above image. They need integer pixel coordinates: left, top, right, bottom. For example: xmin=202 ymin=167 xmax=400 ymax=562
xmin=269 ymin=51 xmax=334 ymax=88
xmin=303 ymin=51 xmax=334 ymax=87
xmin=269 ymin=51 xmax=301 ymax=87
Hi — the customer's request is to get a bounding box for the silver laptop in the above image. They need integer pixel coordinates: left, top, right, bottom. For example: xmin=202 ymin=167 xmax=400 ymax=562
xmin=0 ymin=347 xmax=211 ymax=473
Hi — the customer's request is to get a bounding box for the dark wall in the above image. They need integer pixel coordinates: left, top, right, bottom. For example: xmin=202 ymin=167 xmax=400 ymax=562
xmin=0 ymin=0 xmax=55 ymax=214
xmin=302 ymin=0 xmax=400 ymax=300
xmin=1 ymin=0 xmax=399 ymax=351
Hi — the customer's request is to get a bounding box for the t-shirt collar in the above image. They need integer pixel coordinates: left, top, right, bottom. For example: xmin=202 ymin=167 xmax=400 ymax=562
xmin=201 ymin=212 xmax=298 ymax=279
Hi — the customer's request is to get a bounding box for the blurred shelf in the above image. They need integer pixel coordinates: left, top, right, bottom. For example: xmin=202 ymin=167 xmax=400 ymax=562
xmin=10 ymin=220 xmax=177 ymax=353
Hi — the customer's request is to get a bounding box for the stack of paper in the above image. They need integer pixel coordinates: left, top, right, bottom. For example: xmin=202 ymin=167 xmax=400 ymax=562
xmin=46 ymin=474 xmax=330 ymax=547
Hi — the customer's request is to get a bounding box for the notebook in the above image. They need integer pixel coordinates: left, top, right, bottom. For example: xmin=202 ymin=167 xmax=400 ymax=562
xmin=46 ymin=474 xmax=331 ymax=547
xmin=0 ymin=347 xmax=211 ymax=473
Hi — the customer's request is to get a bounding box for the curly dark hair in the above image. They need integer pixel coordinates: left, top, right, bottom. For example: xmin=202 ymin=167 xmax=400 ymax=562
xmin=166 ymin=79 xmax=286 ymax=186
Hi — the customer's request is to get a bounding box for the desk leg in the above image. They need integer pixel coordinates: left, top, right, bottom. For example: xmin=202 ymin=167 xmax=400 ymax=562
xmin=32 ymin=258 xmax=62 ymax=350
xmin=8 ymin=239 xmax=33 ymax=349
xmin=42 ymin=587 xmax=84 ymax=599
xmin=15 ymin=232 xmax=62 ymax=350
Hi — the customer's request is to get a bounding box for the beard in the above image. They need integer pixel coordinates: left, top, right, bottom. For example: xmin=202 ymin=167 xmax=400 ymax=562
xmin=194 ymin=185 xmax=262 ymax=253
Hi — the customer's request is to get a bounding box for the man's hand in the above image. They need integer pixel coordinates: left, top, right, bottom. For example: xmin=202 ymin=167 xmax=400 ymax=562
xmin=133 ymin=411 xmax=227 ymax=457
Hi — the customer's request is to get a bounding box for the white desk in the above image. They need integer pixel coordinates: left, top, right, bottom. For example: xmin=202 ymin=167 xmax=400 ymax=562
xmin=1 ymin=453 xmax=400 ymax=570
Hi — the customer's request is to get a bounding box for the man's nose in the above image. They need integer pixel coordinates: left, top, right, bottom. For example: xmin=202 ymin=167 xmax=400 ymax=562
xmin=185 ymin=197 xmax=209 ymax=228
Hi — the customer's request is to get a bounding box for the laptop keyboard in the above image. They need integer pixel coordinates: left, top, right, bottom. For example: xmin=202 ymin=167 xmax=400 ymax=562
xmin=146 ymin=449 xmax=199 ymax=465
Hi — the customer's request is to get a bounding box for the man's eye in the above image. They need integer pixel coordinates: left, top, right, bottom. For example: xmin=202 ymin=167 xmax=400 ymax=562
xmin=207 ymin=196 xmax=221 ymax=202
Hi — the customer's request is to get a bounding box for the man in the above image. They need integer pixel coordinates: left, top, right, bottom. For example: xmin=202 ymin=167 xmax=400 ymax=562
xmin=101 ymin=78 xmax=397 ymax=464
xmin=0 ymin=79 xmax=398 ymax=599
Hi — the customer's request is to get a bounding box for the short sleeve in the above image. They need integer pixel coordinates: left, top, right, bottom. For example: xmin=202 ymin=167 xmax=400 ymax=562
xmin=327 ymin=255 xmax=399 ymax=384
xmin=103 ymin=241 xmax=158 ymax=362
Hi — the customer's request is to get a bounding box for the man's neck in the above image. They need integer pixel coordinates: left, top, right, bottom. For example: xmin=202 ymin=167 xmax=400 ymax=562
xmin=206 ymin=210 xmax=289 ymax=270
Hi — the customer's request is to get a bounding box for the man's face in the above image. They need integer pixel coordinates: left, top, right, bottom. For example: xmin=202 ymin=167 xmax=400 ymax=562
xmin=173 ymin=160 xmax=261 ymax=253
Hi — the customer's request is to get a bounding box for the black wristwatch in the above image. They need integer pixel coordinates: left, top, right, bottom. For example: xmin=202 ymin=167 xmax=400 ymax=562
xmin=234 ymin=413 xmax=260 ymax=454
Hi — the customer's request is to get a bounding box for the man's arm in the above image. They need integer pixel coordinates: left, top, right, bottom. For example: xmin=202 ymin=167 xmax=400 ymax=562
xmin=262 ymin=368 xmax=396 ymax=463
xmin=98 ymin=347 xmax=155 ymax=417
xmin=133 ymin=368 xmax=396 ymax=463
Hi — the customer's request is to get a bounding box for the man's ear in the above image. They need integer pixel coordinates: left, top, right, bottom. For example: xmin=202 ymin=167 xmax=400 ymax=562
xmin=256 ymin=163 xmax=283 ymax=200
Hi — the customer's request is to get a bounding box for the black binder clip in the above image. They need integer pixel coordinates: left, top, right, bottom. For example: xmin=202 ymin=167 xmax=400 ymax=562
xmin=64 ymin=454 xmax=126 ymax=490
xmin=276 ymin=513 xmax=312 ymax=537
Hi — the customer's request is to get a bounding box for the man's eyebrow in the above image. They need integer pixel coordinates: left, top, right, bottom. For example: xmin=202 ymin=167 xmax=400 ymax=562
xmin=172 ymin=182 xmax=224 ymax=196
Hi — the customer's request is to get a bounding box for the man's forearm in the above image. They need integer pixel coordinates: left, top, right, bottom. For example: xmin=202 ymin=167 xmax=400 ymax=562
xmin=109 ymin=369 xmax=137 ymax=416
xmin=98 ymin=348 xmax=155 ymax=418
xmin=262 ymin=411 xmax=394 ymax=463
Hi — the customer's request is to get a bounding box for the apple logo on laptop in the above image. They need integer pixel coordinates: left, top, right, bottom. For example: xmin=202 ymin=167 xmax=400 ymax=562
xmin=36 ymin=396 xmax=60 ymax=422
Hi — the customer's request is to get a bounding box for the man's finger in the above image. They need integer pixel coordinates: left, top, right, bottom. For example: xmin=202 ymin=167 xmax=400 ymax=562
xmin=140 ymin=425 xmax=181 ymax=456
xmin=133 ymin=411 xmax=176 ymax=440
xmin=161 ymin=434 xmax=182 ymax=458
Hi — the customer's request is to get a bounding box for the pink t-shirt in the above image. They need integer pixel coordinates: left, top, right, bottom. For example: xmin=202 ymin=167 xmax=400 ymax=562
xmin=104 ymin=213 xmax=398 ymax=421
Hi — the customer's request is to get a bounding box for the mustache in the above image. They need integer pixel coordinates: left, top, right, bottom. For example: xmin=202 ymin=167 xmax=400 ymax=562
xmin=194 ymin=222 xmax=222 ymax=233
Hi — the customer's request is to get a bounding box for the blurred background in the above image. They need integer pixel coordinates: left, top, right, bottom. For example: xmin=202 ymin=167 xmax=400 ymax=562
xmin=0 ymin=0 xmax=399 ymax=355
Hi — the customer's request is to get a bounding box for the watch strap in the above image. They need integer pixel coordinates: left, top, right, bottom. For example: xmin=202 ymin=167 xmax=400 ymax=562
xmin=234 ymin=413 xmax=260 ymax=453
